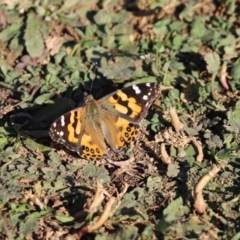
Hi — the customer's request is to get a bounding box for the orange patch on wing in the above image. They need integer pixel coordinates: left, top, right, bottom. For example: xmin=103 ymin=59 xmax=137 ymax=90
xmin=109 ymin=95 xmax=118 ymax=103
xmin=108 ymin=91 xmax=142 ymax=117
xmin=115 ymin=90 xmax=128 ymax=100
xmin=128 ymin=101 xmax=142 ymax=118
xmin=75 ymin=109 xmax=82 ymax=134
xmin=108 ymin=90 xmax=133 ymax=103
xmin=80 ymin=133 xmax=106 ymax=160
xmin=114 ymin=104 xmax=128 ymax=114
xmin=114 ymin=117 xmax=138 ymax=148
xmin=67 ymin=109 xmax=85 ymax=143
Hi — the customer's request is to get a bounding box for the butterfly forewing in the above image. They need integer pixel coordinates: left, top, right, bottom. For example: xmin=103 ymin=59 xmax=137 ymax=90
xmin=49 ymin=108 xmax=85 ymax=152
xmin=99 ymin=83 xmax=160 ymax=123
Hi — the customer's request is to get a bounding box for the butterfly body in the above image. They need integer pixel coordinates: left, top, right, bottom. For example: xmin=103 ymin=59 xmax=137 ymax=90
xmin=49 ymin=83 xmax=160 ymax=160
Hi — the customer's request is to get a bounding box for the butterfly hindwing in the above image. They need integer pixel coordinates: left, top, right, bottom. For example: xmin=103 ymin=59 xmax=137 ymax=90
xmin=98 ymin=109 xmax=138 ymax=152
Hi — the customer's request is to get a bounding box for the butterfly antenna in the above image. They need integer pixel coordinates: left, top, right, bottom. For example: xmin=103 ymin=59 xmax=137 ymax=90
xmin=89 ymin=62 xmax=97 ymax=94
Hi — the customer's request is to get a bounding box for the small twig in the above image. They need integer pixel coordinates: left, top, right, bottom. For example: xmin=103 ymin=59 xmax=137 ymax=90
xmin=78 ymin=197 xmax=116 ymax=238
xmin=109 ymin=182 xmax=129 ymax=217
xmin=220 ymin=63 xmax=229 ymax=90
xmin=189 ymin=136 xmax=204 ymax=162
xmin=194 ymin=162 xmax=228 ymax=214
xmin=74 ymin=181 xmax=107 ymax=220
xmin=77 ymin=181 xmax=129 ymax=238
xmin=160 ymin=143 xmax=172 ymax=164
xmin=87 ymin=182 xmax=106 ymax=213
xmin=107 ymin=156 xmax=134 ymax=170
xmin=211 ymin=72 xmax=220 ymax=100
xmin=169 ymin=107 xmax=184 ymax=133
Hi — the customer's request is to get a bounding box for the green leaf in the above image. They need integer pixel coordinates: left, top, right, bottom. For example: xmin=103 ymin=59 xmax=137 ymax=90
xmin=85 ymin=25 xmax=98 ymax=39
xmin=119 ymin=42 xmax=138 ymax=55
xmin=111 ymin=23 xmax=131 ymax=35
xmin=163 ymin=197 xmax=189 ymax=222
xmin=58 ymin=0 xmax=79 ymax=12
xmin=25 ymin=12 xmax=44 ymax=58
xmin=115 ymin=225 xmax=138 ymax=239
xmin=0 ymin=22 xmax=22 ymax=42
xmin=204 ymin=52 xmax=220 ymax=73
xmin=63 ymin=55 xmax=80 ymax=70
xmin=94 ymin=10 xmax=128 ymax=25
xmin=231 ymin=63 xmax=240 ymax=80
xmin=126 ymin=77 xmax=157 ymax=86
xmin=190 ymin=19 xmax=206 ymax=38
xmin=172 ymin=35 xmax=183 ymax=49
xmin=146 ymin=176 xmax=162 ymax=190
xmin=153 ymin=19 xmax=171 ymax=35
xmin=34 ymin=93 xmax=54 ymax=105
xmin=14 ymin=204 xmax=30 ymax=212
xmin=19 ymin=216 xmax=38 ymax=237
xmin=185 ymin=144 xmax=197 ymax=156
xmin=168 ymin=89 xmax=180 ymax=99
xmin=215 ymin=149 xmax=237 ymax=162
xmin=167 ymin=163 xmax=180 ymax=178
xmin=179 ymin=6 xmax=195 ymax=21
xmin=83 ymin=162 xmax=110 ymax=183
xmin=169 ymin=21 xmax=187 ymax=32
xmin=56 ymin=214 xmax=74 ymax=223
xmin=23 ymin=138 xmax=37 ymax=151
xmin=94 ymin=10 xmax=113 ymax=24
xmin=112 ymin=10 xmax=129 ymax=23
xmin=170 ymin=145 xmax=177 ymax=157
xmin=169 ymin=60 xmax=185 ymax=71
xmin=227 ymin=107 xmax=240 ymax=134
xmin=141 ymin=225 xmax=155 ymax=239
xmin=99 ymin=57 xmax=135 ymax=80
xmin=95 ymin=236 xmax=112 ymax=240
xmin=0 ymin=136 xmax=8 ymax=150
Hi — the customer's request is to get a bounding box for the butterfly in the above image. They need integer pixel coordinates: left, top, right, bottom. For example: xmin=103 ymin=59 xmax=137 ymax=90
xmin=49 ymin=82 xmax=160 ymax=160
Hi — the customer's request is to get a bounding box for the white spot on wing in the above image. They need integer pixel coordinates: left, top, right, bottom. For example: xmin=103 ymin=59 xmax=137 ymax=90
xmin=59 ymin=131 xmax=64 ymax=136
xmin=132 ymin=85 xmax=141 ymax=94
xmin=60 ymin=116 xmax=65 ymax=126
xmin=146 ymin=83 xmax=151 ymax=87
xmin=143 ymin=95 xmax=148 ymax=100
xmin=53 ymin=122 xmax=56 ymax=127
